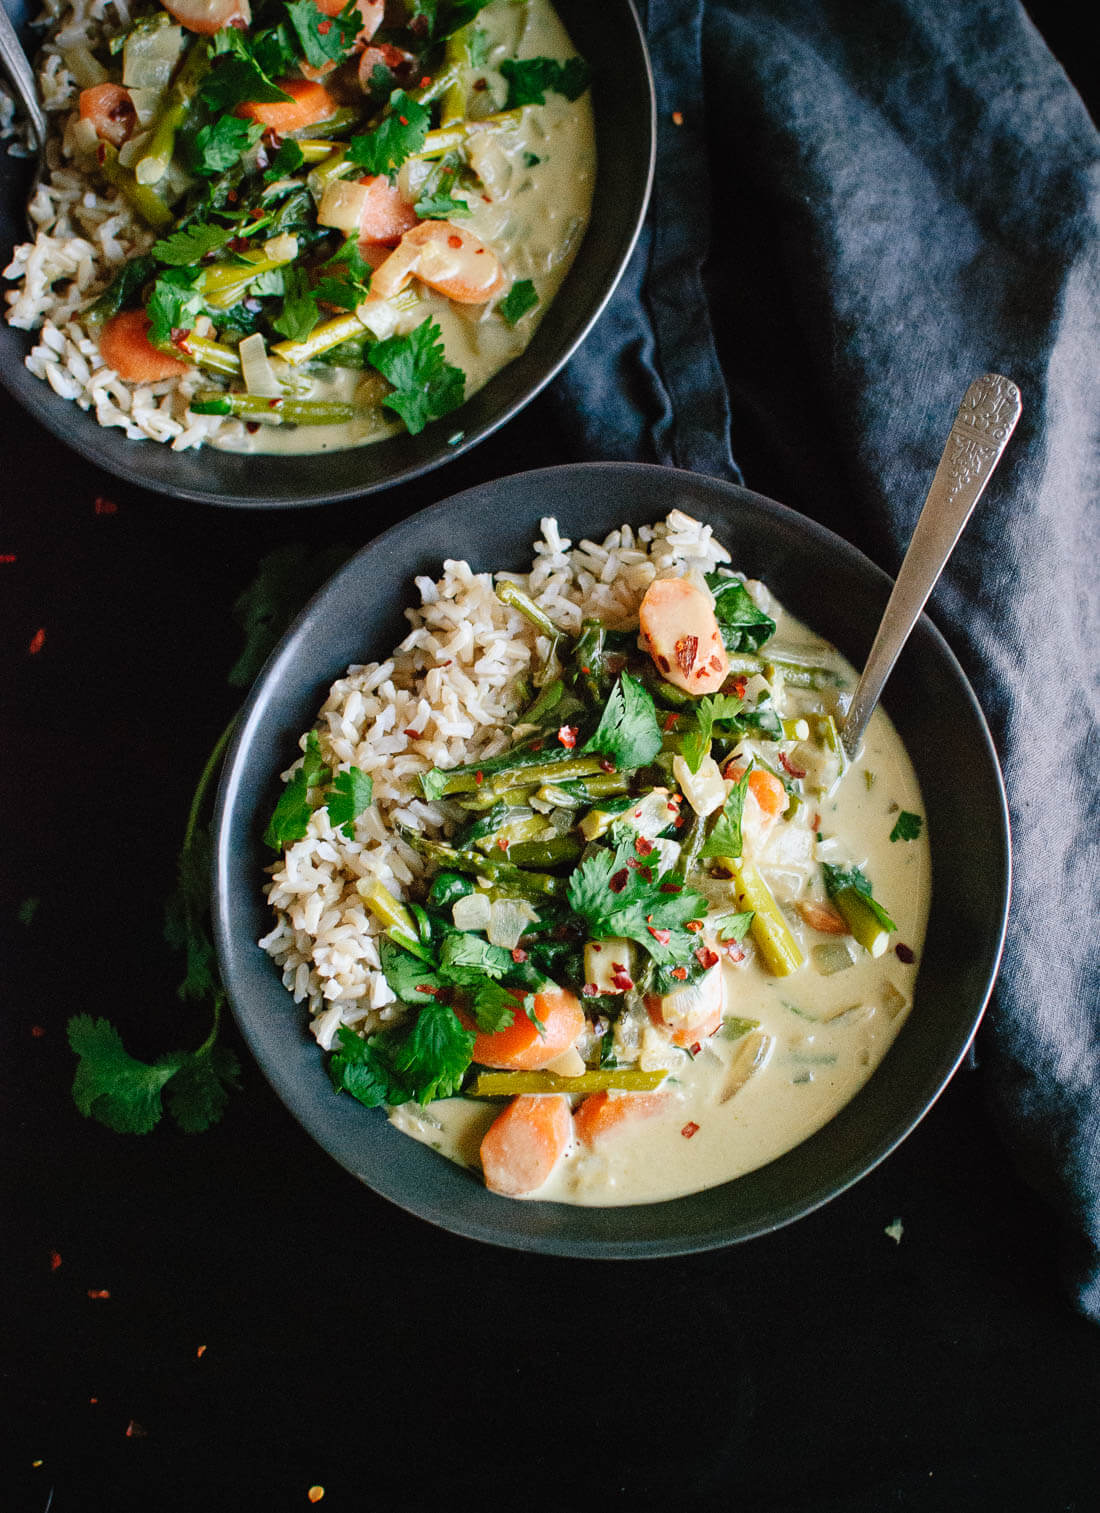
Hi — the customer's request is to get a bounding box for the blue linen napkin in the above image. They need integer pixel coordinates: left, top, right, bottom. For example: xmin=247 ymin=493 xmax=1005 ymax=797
xmin=555 ymin=0 xmax=1100 ymax=1320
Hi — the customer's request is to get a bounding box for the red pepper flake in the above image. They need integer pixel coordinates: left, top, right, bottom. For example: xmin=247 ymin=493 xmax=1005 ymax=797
xmin=308 ymin=1489 xmax=325 ymax=1505
xmin=448 ymin=234 xmax=463 ymax=248
xmin=600 ymin=758 xmax=617 ymax=774
xmin=671 ymin=109 xmax=684 ymax=126
xmin=420 ymin=75 xmax=431 ymax=88
xmin=473 ymin=76 xmax=488 ymax=91
xmin=557 ymin=724 xmax=578 ymax=749
xmin=581 ymin=983 xmax=599 ymax=997
xmin=684 ymin=919 xmax=703 ymax=933
xmin=28 ymin=628 xmax=45 ymax=655
xmin=608 ymin=869 xmax=629 ymax=894
xmin=675 ymin=635 xmax=698 ymax=675
xmin=662 ymin=711 xmax=679 ymax=731
xmin=0 ymin=552 xmax=16 ymax=562
xmin=399 ymin=115 xmax=409 ymax=126
xmin=196 ymin=1344 xmax=207 ymax=1359
xmin=671 ymin=965 xmax=689 ymax=980
xmin=694 ymin=946 xmax=719 ymax=971
xmin=510 ymin=947 xmax=527 ymax=963
xmin=317 ymin=17 xmax=331 ymax=31
xmin=31 ymin=1024 xmax=46 ymax=1038
xmin=93 ymin=496 xmax=118 ymax=515
xmin=267 ymin=397 xmax=283 ymax=409
xmin=415 ymin=984 xmax=440 ymax=996
xmin=610 ymin=969 xmax=634 ymax=991
xmin=496 ymin=836 xmax=509 ymax=851
xmin=724 ymin=942 xmax=745 ymax=963
xmin=732 ymin=677 xmax=747 ymax=698
xmin=812 ymin=812 xmax=821 ymax=831
xmin=634 ymin=835 xmax=654 ymax=857
xmin=125 ymin=1420 xmax=147 ymax=1439
xmin=660 ymin=882 xmax=683 ymax=894
xmin=672 ymin=811 xmax=685 ymax=829
xmin=709 ymin=655 xmax=723 ymax=672
xmin=474 ymin=770 xmax=484 ymax=786
xmin=89 ymin=1397 xmax=98 ymax=1405
xmin=895 ymin=942 xmax=915 ymax=964
xmin=778 ymin=750 xmax=807 ymax=779
xmin=646 ymin=923 xmax=672 ymax=946
xmin=681 ymin=1120 xmax=700 ymax=1139
xmin=227 ymin=189 xmax=239 ymax=203
xmin=403 ymin=727 xmax=423 ymax=739
xmin=87 ymin=1289 xmax=110 ymax=1300
xmin=49 ymin=1249 xmax=62 ymax=1271
xmin=656 ymin=654 xmax=671 ymax=674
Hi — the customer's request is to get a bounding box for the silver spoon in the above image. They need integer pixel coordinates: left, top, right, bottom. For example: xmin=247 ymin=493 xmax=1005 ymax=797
xmin=0 ymin=3 xmax=48 ymax=226
xmin=840 ymin=373 xmax=1022 ymax=760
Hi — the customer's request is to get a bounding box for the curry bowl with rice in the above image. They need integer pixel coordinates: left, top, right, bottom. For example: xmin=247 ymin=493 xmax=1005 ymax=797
xmin=212 ymin=463 xmax=1011 ymax=1252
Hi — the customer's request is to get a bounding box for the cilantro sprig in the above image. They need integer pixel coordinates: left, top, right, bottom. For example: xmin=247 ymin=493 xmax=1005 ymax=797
xmin=499 ymin=56 xmax=590 ymax=109
xmin=582 ymin=673 xmax=662 ymax=771
xmin=369 ymin=317 xmax=465 ymax=435
xmin=889 ymin=811 xmax=923 ymax=842
xmin=567 ymin=838 xmax=709 ymax=967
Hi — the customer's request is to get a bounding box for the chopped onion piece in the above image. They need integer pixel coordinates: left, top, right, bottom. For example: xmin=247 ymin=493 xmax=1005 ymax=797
xmin=452 ymin=892 xmax=491 ymax=933
xmin=123 ymin=23 xmax=184 ymax=89
xmin=488 ymin=898 xmax=535 ymax=950
xmin=318 ymin=178 xmax=371 ymax=235
xmin=239 ymin=333 xmax=282 ymax=398
xmin=811 ymin=940 xmax=856 ymax=975
xmin=63 ymin=45 xmax=108 ymax=88
xmin=673 ymin=754 xmax=726 ymax=817
xmin=355 ymin=298 xmax=400 ymax=340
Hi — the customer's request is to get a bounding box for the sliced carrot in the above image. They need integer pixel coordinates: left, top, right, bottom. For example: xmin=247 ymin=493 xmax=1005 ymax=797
xmin=357 ymin=175 xmax=419 ymax=246
xmin=78 ymin=84 xmax=137 ymax=148
xmin=725 ymin=764 xmax=788 ymax=819
xmin=797 ymin=899 xmax=848 ymax=934
xmin=236 ymin=78 xmax=338 ymax=133
xmin=97 ymin=310 xmax=190 ymax=383
xmin=574 ymin=1091 xmax=670 ymax=1146
xmin=467 ymin=986 xmax=584 ymax=1071
xmin=480 ymin=1095 xmax=572 ymax=1196
xmin=638 ymin=576 xmax=728 ymax=695
xmin=646 ymin=998 xmax=723 ymax=1047
xmin=161 ymin=0 xmax=251 ymax=36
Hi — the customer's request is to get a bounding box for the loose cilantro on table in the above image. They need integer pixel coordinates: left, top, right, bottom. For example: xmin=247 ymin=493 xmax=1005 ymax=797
xmin=68 ymin=1014 xmax=239 ymax=1135
xmin=889 ymin=810 xmax=923 ymax=842
xmin=706 ymin=574 xmax=776 ymax=654
xmin=499 ymin=56 xmax=590 ymax=109
xmin=582 ymin=673 xmax=662 ymax=771
xmin=369 ymin=317 xmax=465 ymax=434
xmin=499 ymin=279 xmax=539 ymax=325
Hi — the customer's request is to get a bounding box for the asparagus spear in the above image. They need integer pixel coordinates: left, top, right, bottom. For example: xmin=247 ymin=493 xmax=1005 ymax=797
xmin=397 ymin=828 xmax=566 ymax=899
xmin=133 ymin=37 xmax=212 ymax=188
xmin=469 ymin=1068 xmax=668 ymax=1097
xmin=729 ymin=858 xmax=805 ymax=976
xmin=96 ymin=143 xmax=173 ymax=229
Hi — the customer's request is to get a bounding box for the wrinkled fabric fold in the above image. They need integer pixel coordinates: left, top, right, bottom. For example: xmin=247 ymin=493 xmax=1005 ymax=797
xmin=552 ymin=0 xmax=1100 ymax=1321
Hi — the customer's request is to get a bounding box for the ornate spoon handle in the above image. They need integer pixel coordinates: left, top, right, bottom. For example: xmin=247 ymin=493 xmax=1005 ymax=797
xmin=840 ymin=374 xmax=1023 ymax=759
xmin=0 ymin=4 xmax=47 ymax=153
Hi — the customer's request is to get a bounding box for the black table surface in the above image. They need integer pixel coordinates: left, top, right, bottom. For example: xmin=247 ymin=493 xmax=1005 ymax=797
xmin=3 ymin=11 xmax=1098 ymax=1512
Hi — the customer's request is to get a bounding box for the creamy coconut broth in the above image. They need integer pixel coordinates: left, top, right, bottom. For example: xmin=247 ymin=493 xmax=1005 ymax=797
xmin=259 ymin=513 xmax=930 ymax=1206
xmin=4 ymin=0 xmax=593 ymax=455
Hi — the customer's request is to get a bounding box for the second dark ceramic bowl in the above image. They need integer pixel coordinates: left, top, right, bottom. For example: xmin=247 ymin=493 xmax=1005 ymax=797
xmin=211 ymin=463 xmax=1011 ymax=1256
xmin=0 ymin=2 xmax=653 ymax=506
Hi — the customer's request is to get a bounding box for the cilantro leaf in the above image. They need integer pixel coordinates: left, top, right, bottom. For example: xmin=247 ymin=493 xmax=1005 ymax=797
xmin=330 ymin=1024 xmax=402 ymax=1108
xmin=467 ymin=979 xmax=523 ymax=1034
xmin=582 ymin=673 xmax=662 ymax=771
xmin=408 ymin=0 xmax=494 ymax=42
xmin=193 ymin=115 xmax=263 ymax=176
xmin=714 ymin=910 xmax=755 ymax=942
xmin=437 ymin=930 xmax=513 ymax=984
xmin=499 ymin=278 xmax=538 ymax=325
xmin=201 ymin=31 xmax=292 ymax=112
xmin=706 ymin=574 xmax=776 ymax=654
xmin=700 ymin=770 xmax=750 ymax=859
xmin=270 ymin=265 xmax=320 ymax=343
xmin=681 ymin=692 xmax=745 ymax=773
xmin=369 ymin=317 xmax=465 ymax=435
xmin=889 ymin=810 xmax=923 ymax=843
xmin=87 ymin=255 xmax=156 ymax=322
xmin=379 ymin=936 xmax=445 ymax=1004
xmin=822 ymin=862 xmax=898 ymax=931
xmin=164 ymin=1045 xmax=241 ymax=1133
xmin=68 ymin=1015 xmax=182 ymax=1134
xmin=393 ymin=999 xmax=475 ymax=1103
xmin=285 ymin=0 xmax=359 ymax=68
xmin=144 ymin=267 xmax=206 ymax=347
xmin=325 ymin=767 xmax=374 ymax=838
xmin=499 ymin=55 xmax=590 ymax=108
xmin=263 ymin=730 xmax=331 ymax=849
xmin=263 ymin=138 xmax=306 ymax=182
xmin=151 ymin=222 xmax=235 ymax=267
xmin=347 ymin=89 xmax=430 ymax=177
xmin=567 ymin=840 xmax=708 ymax=965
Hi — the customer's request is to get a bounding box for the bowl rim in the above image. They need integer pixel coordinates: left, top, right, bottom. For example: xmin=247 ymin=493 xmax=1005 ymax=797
xmin=212 ymin=461 xmax=1012 ymax=1255
xmin=0 ymin=0 xmax=655 ymax=507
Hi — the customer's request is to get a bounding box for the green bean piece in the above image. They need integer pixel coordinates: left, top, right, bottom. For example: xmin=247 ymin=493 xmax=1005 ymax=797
xmin=133 ymin=37 xmax=211 ymax=187
xmin=396 ymin=828 xmax=566 ymax=898
xmin=416 ymin=108 xmax=525 ymax=159
xmin=180 ymin=333 xmax=241 ymax=377
xmin=469 ymin=1068 xmax=668 ymax=1097
xmin=728 ymin=858 xmax=805 ymax=976
xmin=426 ymin=871 xmax=475 ymax=910
xmin=96 ymin=144 xmax=173 ymax=229
xmin=832 ymin=887 xmax=892 ymax=957
xmin=287 ymin=108 xmax=360 ymax=141
xmin=200 ymin=234 xmax=299 ymax=310
xmin=494 ymin=579 xmax=562 ymax=643
xmin=724 ymin=652 xmax=843 ymax=690
xmin=674 ymin=807 xmax=707 ymax=881
xmin=188 ymin=392 xmax=363 ymax=426
xmin=505 ymin=836 xmax=584 ymax=869
xmin=271 ymin=311 xmax=368 ymax=366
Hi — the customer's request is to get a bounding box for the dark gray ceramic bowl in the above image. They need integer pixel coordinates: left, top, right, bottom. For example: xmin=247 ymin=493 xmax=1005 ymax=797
xmin=212 ymin=463 xmax=1011 ymax=1255
xmin=0 ymin=2 xmax=652 ymax=506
